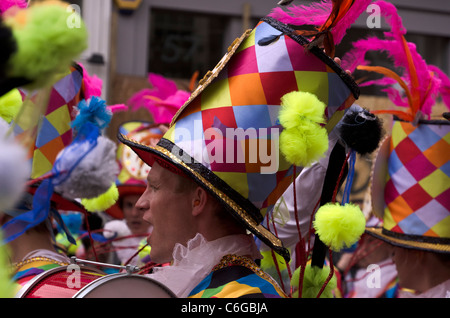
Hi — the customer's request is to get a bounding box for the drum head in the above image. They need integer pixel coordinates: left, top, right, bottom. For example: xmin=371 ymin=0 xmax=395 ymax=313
xmin=16 ymin=265 xmax=105 ymax=298
xmin=73 ymin=273 xmax=177 ymax=298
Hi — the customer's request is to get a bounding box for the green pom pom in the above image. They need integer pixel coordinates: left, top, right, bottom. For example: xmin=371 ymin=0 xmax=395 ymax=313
xmin=0 ymin=88 xmax=22 ymax=123
xmin=259 ymin=250 xmax=290 ymax=288
xmin=279 ymin=91 xmax=327 ymax=129
xmin=279 ymin=91 xmax=329 ymax=166
xmin=0 ymin=233 xmax=15 ymax=298
xmin=313 ymin=202 xmax=366 ymax=251
xmin=291 ymin=264 xmax=337 ymax=298
xmin=81 ymin=183 xmax=119 ymax=212
xmin=5 ymin=2 xmax=88 ymax=87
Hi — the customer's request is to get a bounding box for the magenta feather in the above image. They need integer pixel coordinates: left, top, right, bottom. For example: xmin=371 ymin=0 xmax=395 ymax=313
xmin=0 ymin=0 xmax=27 ymax=15
xmin=331 ymin=0 xmax=375 ymax=45
xmin=268 ymin=0 xmax=373 ymax=45
xmin=342 ymin=0 xmax=446 ymax=118
xmin=147 ymin=73 xmax=178 ymax=100
xmin=269 ymin=1 xmax=330 ymax=27
xmin=78 ymin=63 xmax=103 ymax=100
xmin=127 ymin=73 xmax=190 ymax=124
xmin=428 ymin=65 xmax=450 ymax=111
xmin=78 ymin=63 xmax=126 ymax=114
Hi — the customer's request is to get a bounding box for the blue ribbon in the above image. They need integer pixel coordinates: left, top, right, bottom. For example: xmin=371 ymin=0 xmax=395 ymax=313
xmin=1 ymin=122 xmax=100 ymax=245
xmin=341 ymin=150 xmax=356 ymax=205
xmin=2 ymin=179 xmax=53 ymax=244
xmin=52 ymin=122 xmax=99 ymax=187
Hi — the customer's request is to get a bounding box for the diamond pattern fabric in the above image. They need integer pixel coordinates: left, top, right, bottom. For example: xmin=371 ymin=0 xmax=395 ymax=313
xmin=383 ymin=120 xmax=450 ymax=238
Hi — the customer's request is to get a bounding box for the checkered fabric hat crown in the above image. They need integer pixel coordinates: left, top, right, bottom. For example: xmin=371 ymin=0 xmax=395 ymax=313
xmin=12 ymin=64 xmax=84 ymax=179
xmin=119 ymin=17 xmax=359 ymax=259
xmin=370 ymin=119 xmax=450 ymax=253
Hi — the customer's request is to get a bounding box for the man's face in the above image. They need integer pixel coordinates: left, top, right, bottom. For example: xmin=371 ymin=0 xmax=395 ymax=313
xmin=392 ymin=246 xmax=417 ymax=289
xmin=136 ymin=162 xmax=197 ymax=263
xmin=355 ymin=235 xmax=393 ymax=268
xmin=122 ymin=194 xmax=150 ymax=235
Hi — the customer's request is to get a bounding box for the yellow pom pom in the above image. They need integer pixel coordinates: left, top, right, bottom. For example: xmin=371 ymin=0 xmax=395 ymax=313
xmin=138 ymin=238 xmax=151 ymax=260
xmin=313 ymin=202 xmax=366 ymax=251
xmin=291 ymin=264 xmax=336 ymax=298
xmin=279 ymin=91 xmax=327 ymax=129
xmin=279 ymin=91 xmax=329 ymax=166
xmin=0 ymin=89 xmax=22 ymax=123
xmin=81 ymin=183 xmax=119 ymax=212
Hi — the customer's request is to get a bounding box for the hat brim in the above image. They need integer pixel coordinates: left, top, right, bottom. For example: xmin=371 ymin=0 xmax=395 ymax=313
xmin=26 ymin=185 xmax=85 ymax=213
xmin=118 ymin=133 xmax=290 ymax=261
xmin=105 ymin=184 xmax=146 ymax=219
xmin=365 ymin=227 xmax=450 ymax=254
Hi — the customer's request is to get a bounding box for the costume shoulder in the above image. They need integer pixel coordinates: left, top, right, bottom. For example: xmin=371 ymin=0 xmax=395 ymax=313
xmin=188 ymin=255 xmax=286 ymax=298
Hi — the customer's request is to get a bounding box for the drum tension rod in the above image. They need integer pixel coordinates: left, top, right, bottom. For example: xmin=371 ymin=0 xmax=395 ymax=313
xmin=70 ymin=257 xmax=140 ymax=275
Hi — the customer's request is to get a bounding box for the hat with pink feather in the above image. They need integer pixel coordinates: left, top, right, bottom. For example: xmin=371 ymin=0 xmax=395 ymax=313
xmin=105 ymin=74 xmax=189 ymax=219
xmin=342 ymin=1 xmax=450 ymax=253
xmin=117 ymin=0 xmax=381 ymax=261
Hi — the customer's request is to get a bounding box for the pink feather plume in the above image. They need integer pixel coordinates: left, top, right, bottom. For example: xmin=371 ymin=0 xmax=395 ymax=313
xmin=127 ymin=73 xmax=190 ymax=124
xmin=268 ymin=0 xmax=374 ymax=45
xmin=78 ymin=63 xmax=103 ymax=100
xmin=0 ymin=0 xmax=27 ymax=15
xmin=342 ymin=0 xmax=447 ymax=118
xmin=78 ymin=62 xmax=127 ymax=114
xmin=269 ymin=1 xmax=330 ymax=27
xmin=428 ymin=65 xmax=450 ymax=111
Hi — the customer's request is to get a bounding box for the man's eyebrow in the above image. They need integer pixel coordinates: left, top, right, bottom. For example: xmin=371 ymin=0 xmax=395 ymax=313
xmin=146 ymin=175 xmax=160 ymax=185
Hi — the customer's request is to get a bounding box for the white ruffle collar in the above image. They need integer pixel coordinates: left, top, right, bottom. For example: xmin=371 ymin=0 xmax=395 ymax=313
xmin=147 ymin=233 xmax=262 ymax=298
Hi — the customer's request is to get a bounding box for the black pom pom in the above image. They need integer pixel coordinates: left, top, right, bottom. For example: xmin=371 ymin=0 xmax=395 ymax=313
xmin=0 ymin=17 xmax=16 ymax=78
xmin=338 ymin=106 xmax=384 ymax=155
xmin=0 ymin=17 xmax=32 ymax=97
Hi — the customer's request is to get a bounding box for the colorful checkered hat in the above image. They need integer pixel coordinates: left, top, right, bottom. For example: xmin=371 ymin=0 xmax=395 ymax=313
xmin=119 ymin=17 xmax=359 ymax=259
xmin=342 ymin=1 xmax=450 ymax=253
xmin=12 ymin=64 xmax=85 ymax=180
xmin=1 ymin=63 xmax=87 ymax=243
xmin=369 ymin=120 xmax=450 ymax=253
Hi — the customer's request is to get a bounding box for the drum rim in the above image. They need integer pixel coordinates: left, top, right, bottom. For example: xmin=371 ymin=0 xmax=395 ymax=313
xmin=15 ymin=264 xmax=105 ymax=298
xmin=73 ymin=273 xmax=177 ymax=298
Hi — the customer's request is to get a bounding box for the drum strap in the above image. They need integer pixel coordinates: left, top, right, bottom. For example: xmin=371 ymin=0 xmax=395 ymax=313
xmin=13 ymin=256 xmax=70 ymax=271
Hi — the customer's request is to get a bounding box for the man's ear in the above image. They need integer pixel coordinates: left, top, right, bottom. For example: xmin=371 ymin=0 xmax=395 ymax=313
xmin=191 ymin=186 xmax=208 ymax=217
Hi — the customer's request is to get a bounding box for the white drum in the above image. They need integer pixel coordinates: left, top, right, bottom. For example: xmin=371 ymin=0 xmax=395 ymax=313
xmin=73 ymin=273 xmax=176 ymax=298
